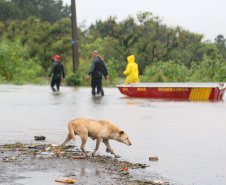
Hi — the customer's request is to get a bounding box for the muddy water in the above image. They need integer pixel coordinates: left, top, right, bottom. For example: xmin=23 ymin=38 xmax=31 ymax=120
xmin=0 ymin=84 xmax=226 ymax=185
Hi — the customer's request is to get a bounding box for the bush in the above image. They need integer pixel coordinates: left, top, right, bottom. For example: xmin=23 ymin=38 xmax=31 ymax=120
xmin=76 ymin=59 xmax=91 ymax=86
xmin=0 ymin=39 xmax=44 ymax=84
xmin=103 ymin=58 xmax=119 ymax=86
xmin=65 ymin=72 xmax=81 ymax=86
xmin=142 ymin=58 xmax=226 ymax=82
xmin=0 ymin=75 xmax=6 ymax=83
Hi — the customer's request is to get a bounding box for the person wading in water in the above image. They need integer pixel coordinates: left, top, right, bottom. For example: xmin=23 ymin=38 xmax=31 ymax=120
xmin=86 ymin=50 xmax=109 ymax=96
xmin=47 ymin=55 xmax=65 ymax=93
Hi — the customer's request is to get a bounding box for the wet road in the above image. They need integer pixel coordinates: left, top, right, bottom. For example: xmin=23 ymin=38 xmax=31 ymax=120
xmin=0 ymin=85 xmax=226 ymax=185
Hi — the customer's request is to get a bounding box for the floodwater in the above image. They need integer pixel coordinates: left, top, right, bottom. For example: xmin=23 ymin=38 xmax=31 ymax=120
xmin=0 ymin=84 xmax=226 ymax=185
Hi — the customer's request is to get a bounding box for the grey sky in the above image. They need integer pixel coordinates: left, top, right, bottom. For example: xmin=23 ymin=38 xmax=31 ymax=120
xmin=63 ymin=0 xmax=225 ymax=41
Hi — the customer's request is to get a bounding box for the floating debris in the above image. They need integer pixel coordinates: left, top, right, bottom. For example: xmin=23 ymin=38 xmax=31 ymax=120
xmin=152 ymin=180 xmax=169 ymax=184
xmin=138 ymin=164 xmax=150 ymax=168
xmin=73 ymin=156 xmax=85 ymax=159
xmin=132 ymin=166 xmax=141 ymax=169
xmin=45 ymin=147 xmax=51 ymax=151
xmin=3 ymin=156 xmax=17 ymax=162
xmin=16 ymin=148 xmax=28 ymax=151
xmin=149 ymin=156 xmax=159 ymax=161
xmin=119 ymin=171 xmax=129 ymax=176
xmin=67 ymin=144 xmax=75 ymax=148
xmin=55 ymin=178 xmax=75 ymax=183
xmin=28 ymin=145 xmax=37 ymax=149
xmin=34 ymin=136 xmax=46 ymax=141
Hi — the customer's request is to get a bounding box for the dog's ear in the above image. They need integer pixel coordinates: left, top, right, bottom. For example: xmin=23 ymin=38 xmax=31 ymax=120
xmin=119 ymin=131 xmax=124 ymax=135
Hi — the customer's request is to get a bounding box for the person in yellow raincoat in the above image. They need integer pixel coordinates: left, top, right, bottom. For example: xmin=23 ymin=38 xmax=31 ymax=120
xmin=123 ymin=55 xmax=139 ymax=83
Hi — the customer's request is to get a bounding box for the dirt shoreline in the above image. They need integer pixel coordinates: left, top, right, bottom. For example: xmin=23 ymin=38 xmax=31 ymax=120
xmin=0 ymin=143 xmax=165 ymax=185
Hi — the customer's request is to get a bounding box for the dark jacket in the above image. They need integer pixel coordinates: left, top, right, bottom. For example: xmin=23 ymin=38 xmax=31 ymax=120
xmin=48 ymin=61 xmax=65 ymax=78
xmin=88 ymin=56 xmax=108 ymax=79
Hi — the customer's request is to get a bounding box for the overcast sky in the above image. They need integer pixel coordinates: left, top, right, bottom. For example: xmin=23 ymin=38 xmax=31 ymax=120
xmin=63 ymin=0 xmax=225 ymax=41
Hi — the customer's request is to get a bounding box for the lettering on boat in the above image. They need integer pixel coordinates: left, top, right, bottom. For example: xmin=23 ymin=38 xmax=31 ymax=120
xmin=122 ymin=87 xmax=128 ymax=91
xmin=137 ymin=87 xmax=146 ymax=91
xmin=158 ymin=87 xmax=188 ymax=92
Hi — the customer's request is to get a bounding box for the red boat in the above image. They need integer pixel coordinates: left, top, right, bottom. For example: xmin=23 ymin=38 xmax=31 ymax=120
xmin=117 ymin=83 xmax=226 ymax=101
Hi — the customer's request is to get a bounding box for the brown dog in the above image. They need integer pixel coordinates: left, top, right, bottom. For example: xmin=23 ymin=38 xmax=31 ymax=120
xmin=58 ymin=118 xmax=132 ymax=157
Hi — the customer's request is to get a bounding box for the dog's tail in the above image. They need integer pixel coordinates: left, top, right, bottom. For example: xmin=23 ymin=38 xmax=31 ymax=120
xmin=68 ymin=122 xmax=76 ymax=141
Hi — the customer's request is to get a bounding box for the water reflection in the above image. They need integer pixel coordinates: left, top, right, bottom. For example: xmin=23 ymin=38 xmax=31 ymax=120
xmin=91 ymin=96 xmax=103 ymax=105
xmin=52 ymin=92 xmax=62 ymax=96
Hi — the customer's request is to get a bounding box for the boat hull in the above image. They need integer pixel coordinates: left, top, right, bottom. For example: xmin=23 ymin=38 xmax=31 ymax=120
xmin=117 ymin=83 xmax=226 ymax=101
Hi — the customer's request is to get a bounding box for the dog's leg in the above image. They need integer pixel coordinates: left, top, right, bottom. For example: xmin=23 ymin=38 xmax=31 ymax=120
xmin=80 ymin=135 xmax=89 ymax=157
xmin=92 ymin=137 xmax=102 ymax=157
xmin=58 ymin=133 xmax=73 ymax=156
xmin=103 ymin=139 xmax=120 ymax=158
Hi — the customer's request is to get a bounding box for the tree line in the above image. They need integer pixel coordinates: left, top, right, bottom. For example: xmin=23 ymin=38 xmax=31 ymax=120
xmin=0 ymin=0 xmax=70 ymax=23
xmin=0 ymin=2 xmax=226 ymax=85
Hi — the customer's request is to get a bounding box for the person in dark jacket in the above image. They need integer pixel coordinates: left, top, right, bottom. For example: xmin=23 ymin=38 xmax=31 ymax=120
xmin=47 ymin=55 xmax=65 ymax=92
xmin=86 ymin=50 xmax=109 ymax=96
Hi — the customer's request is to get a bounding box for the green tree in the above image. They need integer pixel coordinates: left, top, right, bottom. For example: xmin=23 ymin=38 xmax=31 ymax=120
xmin=215 ymin=34 xmax=226 ymax=59
xmin=0 ymin=0 xmax=70 ymax=23
xmin=2 ymin=17 xmax=72 ymax=71
xmin=0 ymin=0 xmax=19 ymax=21
xmin=37 ymin=0 xmax=70 ymax=23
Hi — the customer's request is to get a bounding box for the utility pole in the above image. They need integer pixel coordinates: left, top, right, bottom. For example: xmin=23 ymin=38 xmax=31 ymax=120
xmin=71 ymin=0 xmax=79 ymax=73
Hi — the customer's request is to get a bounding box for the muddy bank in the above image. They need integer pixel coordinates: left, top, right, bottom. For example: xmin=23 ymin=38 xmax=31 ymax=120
xmin=0 ymin=143 xmax=165 ymax=185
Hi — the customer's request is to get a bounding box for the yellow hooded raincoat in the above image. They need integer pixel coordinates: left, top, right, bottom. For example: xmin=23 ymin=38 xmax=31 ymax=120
xmin=123 ymin=55 xmax=139 ymax=83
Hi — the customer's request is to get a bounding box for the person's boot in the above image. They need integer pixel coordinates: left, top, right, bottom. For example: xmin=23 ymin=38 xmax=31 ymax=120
xmin=92 ymin=88 xmax=96 ymax=96
xmin=51 ymin=86 xmax=56 ymax=92
xmin=100 ymin=88 xmax=104 ymax=96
